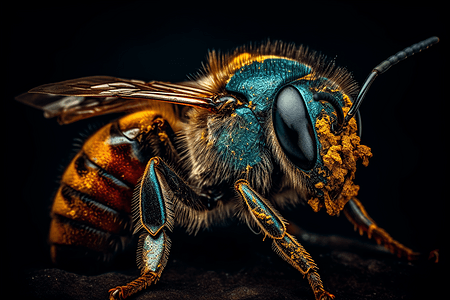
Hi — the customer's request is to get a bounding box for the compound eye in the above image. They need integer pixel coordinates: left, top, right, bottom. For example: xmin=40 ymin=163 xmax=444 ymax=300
xmin=273 ymin=86 xmax=317 ymax=170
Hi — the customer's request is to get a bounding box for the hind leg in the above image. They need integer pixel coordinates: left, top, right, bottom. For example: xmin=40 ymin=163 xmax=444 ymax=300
xmin=343 ymin=198 xmax=421 ymax=260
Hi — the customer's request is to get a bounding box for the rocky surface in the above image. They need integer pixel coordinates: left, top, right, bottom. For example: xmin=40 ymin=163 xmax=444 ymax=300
xmin=15 ymin=226 xmax=442 ymax=300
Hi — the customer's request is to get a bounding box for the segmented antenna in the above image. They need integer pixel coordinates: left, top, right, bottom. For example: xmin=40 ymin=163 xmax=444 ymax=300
xmin=335 ymin=36 xmax=439 ymax=134
xmin=373 ymin=36 xmax=439 ymax=74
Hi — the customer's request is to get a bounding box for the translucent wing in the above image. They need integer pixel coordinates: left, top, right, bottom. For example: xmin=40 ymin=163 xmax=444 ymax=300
xmin=16 ymin=76 xmax=216 ymax=124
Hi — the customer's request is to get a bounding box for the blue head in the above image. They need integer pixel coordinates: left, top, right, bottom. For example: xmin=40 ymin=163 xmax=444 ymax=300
xmin=183 ymin=41 xmax=372 ymax=216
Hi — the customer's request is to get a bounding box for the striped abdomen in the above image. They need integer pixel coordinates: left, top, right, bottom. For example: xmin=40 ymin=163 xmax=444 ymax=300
xmin=49 ymin=110 xmax=177 ymax=271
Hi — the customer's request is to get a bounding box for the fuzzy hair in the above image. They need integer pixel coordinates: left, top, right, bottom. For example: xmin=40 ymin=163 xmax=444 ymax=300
xmin=194 ymin=40 xmax=358 ymax=97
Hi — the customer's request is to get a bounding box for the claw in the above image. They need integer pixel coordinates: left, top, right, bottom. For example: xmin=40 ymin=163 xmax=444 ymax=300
xmin=109 ymin=287 xmax=123 ymax=300
xmin=428 ymin=249 xmax=439 ymax=263
xmin=318 ymin=290 xmax=335 ymax=300
xmin=108 ymin=272 xmax=158 ymax=300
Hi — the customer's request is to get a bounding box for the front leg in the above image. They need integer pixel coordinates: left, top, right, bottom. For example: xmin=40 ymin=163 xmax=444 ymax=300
xmin=235 ymin=180 xmax=334 ymax=300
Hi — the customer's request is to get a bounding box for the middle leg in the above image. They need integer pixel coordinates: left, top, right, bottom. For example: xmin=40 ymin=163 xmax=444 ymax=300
xmin=109 ymin=157 xmax=207 ymax=299
xmin=235 ymin=180 xmax=335 ymax=300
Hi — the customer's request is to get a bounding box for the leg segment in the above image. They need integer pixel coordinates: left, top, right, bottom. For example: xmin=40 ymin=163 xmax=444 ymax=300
xmin=109 ymin=231 xmax=170 ymax=300
xmin=235 ymin=179 xmax=285 ymax=239
xmin=109 ymin=157 xmax=205 ymax=299
xmin=343 ymin=198 xmax=420 ymax=260
xmin=235 ymin=180 xmax=334 ymax=300
xmin=273 ymin=234 xmax=334 ymax=300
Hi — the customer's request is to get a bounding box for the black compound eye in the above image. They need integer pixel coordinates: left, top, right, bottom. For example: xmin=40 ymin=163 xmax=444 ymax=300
xmin=273 ymin=86 xmax=317 ymax=170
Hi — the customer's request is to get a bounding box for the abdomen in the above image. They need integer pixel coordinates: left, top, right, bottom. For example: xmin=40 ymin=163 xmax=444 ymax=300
xmin=49 ymin=109 xmax=179 ymax=272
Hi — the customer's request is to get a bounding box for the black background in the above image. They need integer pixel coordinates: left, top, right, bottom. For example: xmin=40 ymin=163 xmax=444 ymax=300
xmin=5 ymin=1 xmax=447 ymax=298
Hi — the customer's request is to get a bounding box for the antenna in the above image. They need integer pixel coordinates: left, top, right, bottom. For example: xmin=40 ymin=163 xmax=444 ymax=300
xmin=335 ymin=36 xmax=439 ymax=133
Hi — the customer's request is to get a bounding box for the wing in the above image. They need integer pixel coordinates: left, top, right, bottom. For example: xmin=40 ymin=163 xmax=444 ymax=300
xmin=16 ymin=76 xmax=217 ymax=124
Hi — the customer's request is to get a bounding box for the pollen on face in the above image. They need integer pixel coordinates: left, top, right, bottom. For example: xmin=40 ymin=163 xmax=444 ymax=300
xmin=309 ymin=108 xmax=373 ymax=216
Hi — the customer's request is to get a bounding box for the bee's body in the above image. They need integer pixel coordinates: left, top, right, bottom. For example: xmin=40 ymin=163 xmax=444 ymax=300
xmin=17 ymin=38 xmax=439 ymax=300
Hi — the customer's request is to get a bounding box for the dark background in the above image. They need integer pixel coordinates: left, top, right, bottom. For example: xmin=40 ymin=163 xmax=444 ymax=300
xmin=5 ymin=1 xmax=447 ymax=299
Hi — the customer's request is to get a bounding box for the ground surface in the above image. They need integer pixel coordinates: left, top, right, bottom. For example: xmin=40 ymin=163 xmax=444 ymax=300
xmin=16 ymin=226 xmax=442 ymax=300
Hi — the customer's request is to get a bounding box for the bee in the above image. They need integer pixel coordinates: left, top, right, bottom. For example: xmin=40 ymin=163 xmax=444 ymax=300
xmin=17 ymin=36 xmax=439 ymax=300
